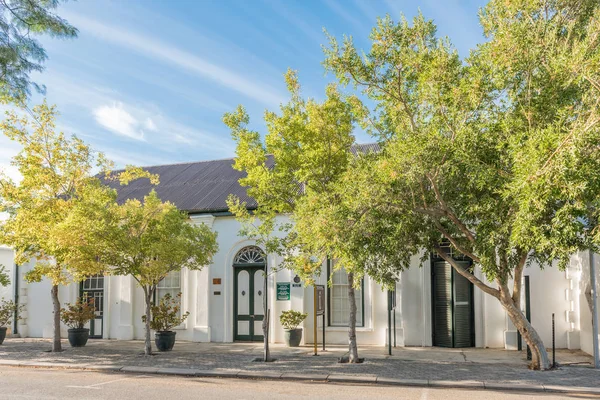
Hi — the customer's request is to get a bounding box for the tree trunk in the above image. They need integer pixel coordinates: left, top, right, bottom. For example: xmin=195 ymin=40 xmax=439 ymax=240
xmin=347 ymin=271 xmax=359 ymax=363
xmin=51 ymin=284 xmax=62 ymax=352
xmin=143 ymin=286 xmax=153 ymax=356
xmin=438 ymin=251 xmax=551 ymax=370
xmin=499 ymin=285 xmax=551 ymax=370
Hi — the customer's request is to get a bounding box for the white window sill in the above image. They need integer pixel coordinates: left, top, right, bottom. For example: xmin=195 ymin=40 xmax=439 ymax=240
xmin=322 ymin=327 xmax=374 ymax=332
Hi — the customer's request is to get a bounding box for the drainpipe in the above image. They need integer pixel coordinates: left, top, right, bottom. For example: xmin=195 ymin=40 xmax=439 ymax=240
xmin=13 ymin=263 xmax=19 ymax=335
xmin=590 ymin=251 xmax=599 ymax=369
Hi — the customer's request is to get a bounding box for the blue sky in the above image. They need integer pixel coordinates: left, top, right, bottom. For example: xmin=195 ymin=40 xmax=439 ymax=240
xmin=1 ymin=0 xmax=488 ymax=177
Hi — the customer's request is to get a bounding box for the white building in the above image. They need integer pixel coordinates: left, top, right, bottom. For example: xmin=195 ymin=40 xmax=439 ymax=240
xmin=0 ymin=155 xmax=598 ymax=356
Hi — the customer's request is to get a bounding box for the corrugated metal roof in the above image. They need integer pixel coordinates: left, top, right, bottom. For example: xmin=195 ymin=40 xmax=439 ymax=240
xmin=103 ymin=143 xmax=380 ymax=214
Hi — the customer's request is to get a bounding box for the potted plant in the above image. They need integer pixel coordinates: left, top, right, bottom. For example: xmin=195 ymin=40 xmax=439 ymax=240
xmin=0 ymin=299 xmax=23 ymax=345
xmin=143 ymin=292 xmax=189 ymax=352
xmin=280 ymin=310 xmax=307 ymax=347
xmin=60 ymin=297 xmax=96 ymax=347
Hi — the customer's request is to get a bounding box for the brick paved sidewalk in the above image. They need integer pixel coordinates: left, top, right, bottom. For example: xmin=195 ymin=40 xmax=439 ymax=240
xmin=1 ymin=339 xmax=599 ymax=393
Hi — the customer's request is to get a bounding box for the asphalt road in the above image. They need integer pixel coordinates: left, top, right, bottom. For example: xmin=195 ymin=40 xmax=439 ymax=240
xmin=0 ymin=367 xmax=596 ymax=400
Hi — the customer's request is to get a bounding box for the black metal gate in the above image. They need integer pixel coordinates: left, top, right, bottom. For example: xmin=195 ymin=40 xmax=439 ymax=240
xmin=80 ymin=275 xmax=104 ymax=338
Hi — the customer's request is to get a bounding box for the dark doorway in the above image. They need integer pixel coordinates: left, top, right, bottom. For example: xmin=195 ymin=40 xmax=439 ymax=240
xmin=80 ymin=275 xmax=104 ymax=338
xmin=431 ymin=259 xmax=475 ymax=348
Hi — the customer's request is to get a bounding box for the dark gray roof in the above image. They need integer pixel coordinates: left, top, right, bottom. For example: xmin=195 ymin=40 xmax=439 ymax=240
xmin=104 ymin=143 xmax=380 ymax=214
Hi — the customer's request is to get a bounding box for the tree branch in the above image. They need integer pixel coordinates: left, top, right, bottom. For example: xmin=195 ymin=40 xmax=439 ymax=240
xmin=512 ymin=249 xmax=528 ymax=305
xmin=433 ymin=245 xmax=500 ymax=299
xmin=427 ymin=174 xmax=477 ymax=244
xmin=433 ymin=220 xmax=481 ymax=264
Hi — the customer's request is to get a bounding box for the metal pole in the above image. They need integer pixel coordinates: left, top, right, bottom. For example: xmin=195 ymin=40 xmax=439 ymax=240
xmin=313 ymin=285 xmax=318 ymax=356
xmin=13 ymin=263 xmax=19 ymax=335
xmin=393 ymin=308 xmax=396 ymax=348
xmin=322 ymin=314 xmax=325 ymax=351
xmin=525 ymin=276 xmax=532 ymax=361
xmin=387 ymin=290 xmax=392 ymax=356
xmin=552 ymin=313 xmax=556 ymax=368
xmin=591 ymin=251 xmax=600 ymax=369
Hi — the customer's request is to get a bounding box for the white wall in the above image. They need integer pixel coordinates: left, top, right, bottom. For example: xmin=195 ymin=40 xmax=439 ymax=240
xmin=5 ymin=216 xmax=587 ymax=352
xmin=0 ymin=247 xmax=14 ymax=303
xmin=573 ymin=251 xmax=600 ymax=356
xmin=524 ymin=261 xmax=571 ymax=349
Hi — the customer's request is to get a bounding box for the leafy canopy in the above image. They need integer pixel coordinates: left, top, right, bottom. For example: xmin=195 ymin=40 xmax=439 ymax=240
xmin=224 ymin=70 xmax=381 ymax=284
xmin=76 ymin=189 xmax=219 ymax=290
xmin=0 ymin=102 xmax=158 ymax=285
xmin=0 ymin=0 xmax=77 ymax=103
xmin=321 ymin=0 xmax=600 ymax=286
xmin=0 ymin=103 xmax=113 ymax=285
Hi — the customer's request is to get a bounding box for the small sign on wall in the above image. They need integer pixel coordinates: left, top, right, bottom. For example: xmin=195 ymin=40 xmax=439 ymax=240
xmin=213 ymin=278 xmax=221 ymax=285
xmin=277 ymin=282 xmax=291 ymax=301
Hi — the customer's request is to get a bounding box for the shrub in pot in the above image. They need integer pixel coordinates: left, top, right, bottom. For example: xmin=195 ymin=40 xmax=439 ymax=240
xmin=280 ymin=310 xmax=307 ymax=347
xmin=142 ymin=292 xmax=189 ymax=352
xmin=60 ymin=297 xmax=96 ymax=347
xmin=0 ymin=298 xmax=24 ymax=345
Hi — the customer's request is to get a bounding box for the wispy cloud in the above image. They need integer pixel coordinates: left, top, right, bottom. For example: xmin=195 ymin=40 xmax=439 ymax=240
xmin=354 ymin=0 xmax=383 ymax=25
xmin=265 ymin=0 xmax=325 ymax=46
xmin=93 ymin=102 xmax=146 ymax=141
xmin=144 ymin=117 xmax=157 ymax=132
xmin=65 ymin=12 xmax=287 ymax=107
xmin=383 ymin=0 xmax=405 ymax=19
xmin=324 ymin=0 xmax=370 ymax=33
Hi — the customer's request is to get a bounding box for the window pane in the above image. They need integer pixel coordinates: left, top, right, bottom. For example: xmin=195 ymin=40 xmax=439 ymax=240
xmin=330 ymin=265 xmax=363 ymax=326
xmin=156 ymin=271 xmax=182 ymax=319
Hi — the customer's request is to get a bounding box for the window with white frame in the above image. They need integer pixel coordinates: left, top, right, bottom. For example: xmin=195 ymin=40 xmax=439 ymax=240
xmin=156 ymin=270 xmax=182 ymax=316
xmin=329 ymin=262 xmax=363 ymax=327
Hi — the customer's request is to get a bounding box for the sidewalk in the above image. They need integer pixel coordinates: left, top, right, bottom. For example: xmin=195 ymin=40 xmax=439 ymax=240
xmin=1 ymin=339 xmax=599 ymax=394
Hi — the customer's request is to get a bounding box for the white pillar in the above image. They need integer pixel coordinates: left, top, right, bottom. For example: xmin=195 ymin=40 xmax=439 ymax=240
xmin=117 ymin=275 xmax=134 ymax=340
xmin=190 ymin=215 xmax=216 ymax=342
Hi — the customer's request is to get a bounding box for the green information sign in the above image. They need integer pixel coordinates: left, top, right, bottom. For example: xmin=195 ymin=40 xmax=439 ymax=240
xmin=277 ymin=282 xmax=290 ymax=301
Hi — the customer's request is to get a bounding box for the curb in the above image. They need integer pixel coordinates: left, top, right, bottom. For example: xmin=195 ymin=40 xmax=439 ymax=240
xmin=1 ymin=360 xmax=599 ymax=395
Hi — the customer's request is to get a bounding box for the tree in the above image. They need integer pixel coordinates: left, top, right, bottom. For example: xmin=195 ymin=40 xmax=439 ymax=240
xmin=0 ymin=264 xmax=9 ymax=286
xmin=0 ymin=0 xmax=77 ymax=104
xmin=75 ymin=190 xmax=218 ymax=356
xmin=224 ymin=71 xmax=378 ymax=363
xmin=0 ymin=102 xmax=112 ymax=352
xmin=322 ymin=0 xmax=600 ymax=370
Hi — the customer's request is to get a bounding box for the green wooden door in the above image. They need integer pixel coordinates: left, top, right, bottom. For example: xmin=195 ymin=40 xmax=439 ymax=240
xmin=234 ymin=267 xmax=265 ymax=341
xmin=432 ymin=261 xmax=474 ymax=348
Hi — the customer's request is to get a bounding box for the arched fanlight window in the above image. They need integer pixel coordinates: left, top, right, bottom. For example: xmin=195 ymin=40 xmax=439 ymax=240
xmin=233 ymin=246 xmax=266 ymax=265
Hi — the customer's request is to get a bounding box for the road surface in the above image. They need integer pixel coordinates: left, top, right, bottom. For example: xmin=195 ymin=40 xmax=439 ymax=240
xmin=0 ymin=367 xmax=594 ymax=399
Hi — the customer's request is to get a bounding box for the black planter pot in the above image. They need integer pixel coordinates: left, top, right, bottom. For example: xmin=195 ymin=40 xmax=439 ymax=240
xmin=0 ymin=326 xmax=7 ymax=345
xmin=284 ymin=328 xmax=303 ymax=347
xmin=155 ymin=331 xmax=176 ymax=351
xmin=67 ymin=328 xmax=90 ymax=347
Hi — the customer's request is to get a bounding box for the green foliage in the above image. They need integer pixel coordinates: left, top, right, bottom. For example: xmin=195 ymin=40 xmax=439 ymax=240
xmin=142 ymin=292 xmax=189 ymax=332
xmin=0 ymin=298 xmax=23 ymax=327
xmin=60 ymin=297 xmax=96 ymax=329
xmin=79 ymin=190 xmax=219 ymax=288
xmin=279 ymin=310 xmax=307 ymax=330
xmin=224 ymin=70 xmax=377 ymax=285
xmin=227 ymin=0 xmax=600 ymax=369
xmin=0 ymin=102 xmax=114 ymax=286
xmin=0 ymin=0 xmax=77 ymax=104
xmin=0 ymin=265 xmax=9 ymax=287
xmin=321 ymin=1 xmax=600 ymax=283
